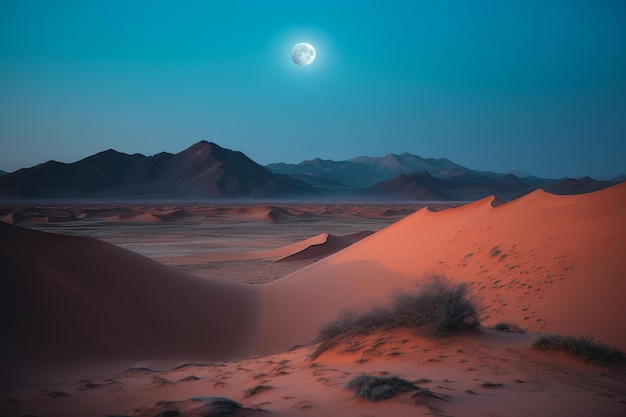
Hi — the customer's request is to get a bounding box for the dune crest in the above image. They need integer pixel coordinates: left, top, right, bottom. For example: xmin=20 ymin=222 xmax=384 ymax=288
xmin=258 ymin=183 xmax=626 ymax=353
xmin=2 ymin=184 xmax=625 ymax=376
xmin=275 ymin=231 xmax=374 ymax=262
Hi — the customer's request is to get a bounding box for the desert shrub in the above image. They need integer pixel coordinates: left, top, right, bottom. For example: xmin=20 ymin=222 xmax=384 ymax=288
xmin=389 ymin=276 xmax=480 ymax=336
xmin=243 ymin=384 xmax=273 ymax=398
xmin=345 ymin=375 xmax=418 ymax=402
xmin=531 ymin=334 xmax=625 ymax=366
xmin=312 ymin=275 xmax=480 ymax=358
xmin=494 ymin=322 xmax=527 ymax=334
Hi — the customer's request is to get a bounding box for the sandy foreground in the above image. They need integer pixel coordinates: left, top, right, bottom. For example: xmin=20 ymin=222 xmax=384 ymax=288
xmin=1 ymin=188 xmax=625 ymax=416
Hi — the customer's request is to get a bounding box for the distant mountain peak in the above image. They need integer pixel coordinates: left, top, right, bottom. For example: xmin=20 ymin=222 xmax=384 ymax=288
xmin=184 ymin=140 xmax=217 ymax=152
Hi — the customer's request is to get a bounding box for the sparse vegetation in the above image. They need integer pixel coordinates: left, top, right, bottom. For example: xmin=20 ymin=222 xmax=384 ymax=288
xmin=481 ymin=382 xmax=504 ymax=388
xmin=243 ymin=384 xmax=273 ymax=398
xmin=345 ymin=375 xmax=418 ymax=402
xmin=531 ymin=334 xmax=625 ymax=366
xmin=494 ymin=322 xmax=527 ymax=334
xmin=312 ymin=275 xmax=481 ymax=358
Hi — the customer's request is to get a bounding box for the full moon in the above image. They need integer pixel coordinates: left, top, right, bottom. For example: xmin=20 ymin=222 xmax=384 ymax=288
xmin=291 ymin=42 xmax=316 ymax=66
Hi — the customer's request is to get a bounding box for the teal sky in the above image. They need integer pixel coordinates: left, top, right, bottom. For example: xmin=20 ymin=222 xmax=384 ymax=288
xmin=1 ymin=0 xmax=625 ymax=179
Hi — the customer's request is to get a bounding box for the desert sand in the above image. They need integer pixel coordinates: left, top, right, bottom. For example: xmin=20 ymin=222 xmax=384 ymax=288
xmin=1 ymin=186 xmax=625 ymax=416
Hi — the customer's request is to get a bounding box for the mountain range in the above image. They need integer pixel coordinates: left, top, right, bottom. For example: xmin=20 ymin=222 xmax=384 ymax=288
xmin=266 ymin=152 xmax=618 ymax=200
xmin=0 ymin=141 xmax=312 ymax=199
xmin=0 ymin=141 xmax=621 ymax=200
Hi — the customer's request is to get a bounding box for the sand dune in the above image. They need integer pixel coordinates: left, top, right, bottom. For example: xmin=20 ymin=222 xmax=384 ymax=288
xmin=2 ymin=185 xmax=626 ymax=416
xmin=259 ymin=183 xmax=626 ymax=354
xmin=275 ymin=231 xmax=374 ymax=262
xmin=3 ymin=184 xmax=624 ymax=373
xmin=213 ymin=205 xmax=317 ymax=223
xmin=0 ymin=221 xmax=260 ymax=378
xmin=159 ymin=231 xmax=374 ymax=266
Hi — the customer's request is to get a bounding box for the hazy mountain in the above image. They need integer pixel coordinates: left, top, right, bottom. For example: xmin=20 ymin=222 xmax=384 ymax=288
xmin=611 ymin=174 xmax=626 ymax=184
xmin=365 ymin=171 xmax=614 ymax=201
xmin=349 ymin=153 xmax=471 ymax=178
xmin=266 ymin=158 xmax=380 ymax=188
xmin=0 ymin=170 xmax=8 ymax=176
xmin=0 ymin=141 xmax=313 ymax=199
xmin=544 ymin=176 xmax=615 ymax=195
xmin=268 ymin=152 xmax=617 ymax=200
xmin=366 ymin=171 xmax=452 ymax=200
xmin=266 ymin=152 xmax=478 ymax=188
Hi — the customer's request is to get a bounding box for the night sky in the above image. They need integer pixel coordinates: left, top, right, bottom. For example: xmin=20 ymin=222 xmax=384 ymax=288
xmin=1 ymin=0 xmax=625 ymax=179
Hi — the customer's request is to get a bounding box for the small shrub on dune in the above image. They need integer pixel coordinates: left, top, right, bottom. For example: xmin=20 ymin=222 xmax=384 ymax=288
xmin=345 ymin=375 xmax=418 ymax=402
xmin=390 ymin=276 xmax=480 ymax=337
xmin=494 ymin=322 xmax=527 ymax=334
xmin=312 ymin=275 xmax=481 ymax=358
xmin=531 ymin=334 xmax=625 ymax=366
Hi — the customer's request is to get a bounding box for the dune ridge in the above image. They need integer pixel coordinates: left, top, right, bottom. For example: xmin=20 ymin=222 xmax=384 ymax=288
xmin=258 ymin=183 xmax=626 ymax=354
xmin=1 ymin=184 xmax=625 ymax=375
xmin=2 ymin=184 xmax=626 ymax=416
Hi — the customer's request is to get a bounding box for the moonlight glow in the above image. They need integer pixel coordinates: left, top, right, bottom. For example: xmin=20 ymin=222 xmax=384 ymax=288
xmin=291 ymin=42 xmax=316 ymax=66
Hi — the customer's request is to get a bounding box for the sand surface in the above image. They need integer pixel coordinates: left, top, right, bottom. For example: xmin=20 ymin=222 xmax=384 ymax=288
xmin=3 ymin=329 xmax=625 ymax=417
xmin=2 ymin=202 xmax=424 ymax=282
xmin=1 ymin=188 xmax=625 ymax=416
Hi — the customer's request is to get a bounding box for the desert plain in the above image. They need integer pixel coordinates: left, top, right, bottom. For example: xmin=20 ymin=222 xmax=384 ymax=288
xmin=1 ymin=185 xmax=626 ymax=417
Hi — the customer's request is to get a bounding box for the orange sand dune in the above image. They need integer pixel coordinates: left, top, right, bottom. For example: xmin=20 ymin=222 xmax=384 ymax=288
xmin=2 ymin=186 xmax=626 ymax=416
xmin=2 ymin=184 xmax=625 ymax=375
xmin=159 ymin=231 xmax=374 ymax=264
xmin=215 ymin=205 xmax=316 ymax=223
xmin=259 ymin=183 xmax=626 ymax=354
xmin=102 ymin=208 xmax=190 ymax=222
xmin=275 ymin=231 xmax=374 ymax=262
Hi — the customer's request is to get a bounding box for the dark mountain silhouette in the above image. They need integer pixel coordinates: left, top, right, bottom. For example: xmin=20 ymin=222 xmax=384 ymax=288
xmin=283 ymin=173 xmax=350 ymax=191
xmin=366 ymin=171 xmax=451 ymax=200
xmin=544 ymin=176 xmax=615 ymax=195
xmin=0 ymin=141 xmax=313 ymax=199
xmin=365 ymin=171 xmax=615 ymax=201
xmin=0 ymin=170 xmax=7 ymax=176
xmin=1 ymin=142 xmax=618 ymax=201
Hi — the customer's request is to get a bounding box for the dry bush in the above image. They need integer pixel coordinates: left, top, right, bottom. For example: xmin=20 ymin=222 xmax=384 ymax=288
xmin=243 ymin=384 xmax=273 ymax=398
xmin=531 ymin=334 xmax=625 ymax=366
xmin=494 ymin=322 xmax=527 ymax=334
xmin=345 ymin=375 xmax=418 ymax=402
xmin=390 ymin=276 xmax=480 ymax=336
xmin=312 ymin=275 xmax=480 ymax=358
